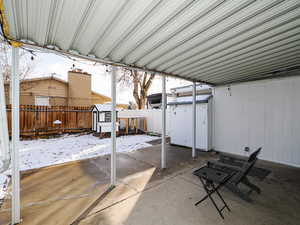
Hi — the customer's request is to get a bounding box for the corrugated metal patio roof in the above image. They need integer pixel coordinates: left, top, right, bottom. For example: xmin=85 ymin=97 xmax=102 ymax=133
xmin=1 ymin=0 xmax=300 ymax=85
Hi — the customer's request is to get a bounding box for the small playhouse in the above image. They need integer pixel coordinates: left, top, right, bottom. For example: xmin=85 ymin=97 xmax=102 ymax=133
xmin=92 ymin=103 xmax=119 ymax=134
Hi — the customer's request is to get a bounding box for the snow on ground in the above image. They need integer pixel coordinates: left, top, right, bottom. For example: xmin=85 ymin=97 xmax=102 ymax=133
xmin=0 ymin=134 xmax=159 ymax=201
xmin=0 ymin=174 xmax=9 ymax=201
xmin=19 ymin=134 xmax=159 ymax=171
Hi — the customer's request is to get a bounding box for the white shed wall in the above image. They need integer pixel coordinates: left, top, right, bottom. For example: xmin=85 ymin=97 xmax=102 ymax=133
xmin=118 ymin=109 xmax=164 ymax=134
xmin=168 ymin=103 xmax=211 ymax=151
xmin=212 ymin=76 xmax=300 ymax=167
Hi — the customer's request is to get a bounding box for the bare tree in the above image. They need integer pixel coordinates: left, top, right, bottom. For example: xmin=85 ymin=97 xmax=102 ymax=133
xmin=118 ymin=68 xmax=155 ymax=109
xmin=0 ymin=40 xmax=35 ymax=90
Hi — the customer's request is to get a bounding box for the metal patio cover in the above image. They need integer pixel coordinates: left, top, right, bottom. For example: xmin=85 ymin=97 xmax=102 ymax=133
xmin=2 ymin=0 xmax=300 ymax=85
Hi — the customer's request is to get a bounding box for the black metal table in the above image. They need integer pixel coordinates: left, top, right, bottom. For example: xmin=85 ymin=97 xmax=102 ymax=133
xmin=193 ymin=165 xmax=235 ymax=219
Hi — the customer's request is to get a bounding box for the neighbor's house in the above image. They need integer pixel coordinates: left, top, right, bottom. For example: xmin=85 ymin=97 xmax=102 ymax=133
xmin=4 ymin=69 xmax=113 ymax=107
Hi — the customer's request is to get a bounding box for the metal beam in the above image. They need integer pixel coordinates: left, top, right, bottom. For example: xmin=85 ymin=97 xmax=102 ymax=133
xmin=192 ymin=82 xmax=196 ymax=158
xmin=110 ymin=66 xmax=117 ymax=186
xmin=11 ymin=47 xmax=21 ymax=224
xmin=161 ymin=74 xmax=166 ymax=169
xmin=17 ymin=41 xmax=214 ymax=86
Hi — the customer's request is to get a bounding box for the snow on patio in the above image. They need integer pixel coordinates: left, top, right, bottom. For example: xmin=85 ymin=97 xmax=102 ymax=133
xmin=18 ymin=134 xmax=159 ymax=171
xmin=0 ymin=134 xmax=160 ymax=201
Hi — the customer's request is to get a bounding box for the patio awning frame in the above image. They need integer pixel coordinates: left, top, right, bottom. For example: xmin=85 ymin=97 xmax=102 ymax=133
xmin=1 ymin=0 xmax=300 ymax=86
xmin=2 ymin=1 xmax=300 ymax=223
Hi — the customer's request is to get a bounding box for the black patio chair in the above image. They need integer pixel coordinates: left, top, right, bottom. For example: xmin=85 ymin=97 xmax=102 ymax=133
xmin=218 ymin=148 xmax=261 ymax=167
xmin=208 ymin=147 xmax=262 ymax=202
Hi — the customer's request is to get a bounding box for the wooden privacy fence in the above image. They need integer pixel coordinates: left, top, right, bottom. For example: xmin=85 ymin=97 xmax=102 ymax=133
xmin=6 ymin=105 xmax=92 ymax=136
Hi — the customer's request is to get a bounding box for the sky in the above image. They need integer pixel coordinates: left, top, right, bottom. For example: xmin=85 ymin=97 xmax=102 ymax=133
xmin=29 ymin=51 xmax=192 ymax=104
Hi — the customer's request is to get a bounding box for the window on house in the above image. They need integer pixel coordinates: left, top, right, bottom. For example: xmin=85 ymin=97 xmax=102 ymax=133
xmin=105 ymin=112 xmax=111 ymax=122
xmin=98 ymin=112 xmax=105 ymax=122
xmin=35 ymin=96 xmax=50 ymax=106
xmin=98 ymin=112 xmax=112 ymax=122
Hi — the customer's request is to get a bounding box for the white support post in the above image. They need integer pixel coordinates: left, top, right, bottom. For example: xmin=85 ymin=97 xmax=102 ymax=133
xmin=192 ymin=82 xmax=196 ymax=158
xmin=0 ymin=63 xmax=9 ymax=166
xmin=161 ymin=75 xmax=166 ymax=169
xmin=110 ymin=66 xmax=117 ymax=186
xmin=11 ymin=47 xmax=21 ymax=224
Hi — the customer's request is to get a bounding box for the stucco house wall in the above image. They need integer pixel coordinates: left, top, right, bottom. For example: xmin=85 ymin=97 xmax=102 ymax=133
xmin=68 ymin=70 xmax=92 ymax=106
xmin=21 ymin=78 xmax=68 ymax=105
xmin=5 ymin=77 xmax=69 ymax=106
xmin=4 ymin=70 xmax=110 ymax=107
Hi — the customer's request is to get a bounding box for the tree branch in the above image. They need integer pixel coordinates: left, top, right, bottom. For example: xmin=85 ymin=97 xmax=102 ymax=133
xmin=144 ymin=73 xmax=155 ymax=91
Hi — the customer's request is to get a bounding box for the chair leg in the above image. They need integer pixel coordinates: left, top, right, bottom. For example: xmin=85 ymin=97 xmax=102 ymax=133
xmin=241 ymin=177 xmax=261 ymax=194
xmin=212 ymin=183 xmax=231 ymax=212
xmin=207 ymin=192 xmax=225 ymax=219
xmin=195 ymin=194 xmax=209 ymax=206
xmin=226 ymin=184 xmax=253 ymax=202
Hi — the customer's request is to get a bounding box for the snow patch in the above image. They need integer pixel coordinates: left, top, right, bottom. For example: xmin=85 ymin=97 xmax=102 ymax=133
xmin=0 ymin=174 xmax=9 ymax=201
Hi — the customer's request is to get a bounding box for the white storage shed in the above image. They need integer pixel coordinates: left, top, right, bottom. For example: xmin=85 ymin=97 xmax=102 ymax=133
xmin=168 ymin=94 xmax=212 ymax=151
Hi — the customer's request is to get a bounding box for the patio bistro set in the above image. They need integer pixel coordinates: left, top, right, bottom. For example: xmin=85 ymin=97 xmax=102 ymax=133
xmin=193 ymin=148 xmax=262 ymax=219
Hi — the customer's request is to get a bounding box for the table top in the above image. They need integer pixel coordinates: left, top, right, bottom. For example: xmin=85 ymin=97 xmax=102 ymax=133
xmin=193 ymin=166 xmax=232 ymax=183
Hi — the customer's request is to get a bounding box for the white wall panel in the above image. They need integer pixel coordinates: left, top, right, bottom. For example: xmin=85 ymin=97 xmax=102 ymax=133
xmin=213 ymin=76 xmax=300 ymax=167
xmin=118 ymin=109 xmax=163 ymax=134
xmin=119 ymin=106 xmax=211 ymax=150
xmin=168 ymin=103 xmax=210 ymax=150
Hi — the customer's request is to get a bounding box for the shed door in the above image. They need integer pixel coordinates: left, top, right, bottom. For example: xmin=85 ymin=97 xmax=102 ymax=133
xmin=92 ymin=112 xmax=97 ymax=131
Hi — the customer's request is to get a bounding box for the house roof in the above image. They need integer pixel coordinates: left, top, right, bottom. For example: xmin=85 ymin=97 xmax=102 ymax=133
xmin=171 ymin=84 xmax=212 ymax=97
xmin=91 ymin=91 xmax=111 ymax=101
xmin=2 ymin=0 xmax=300 ymax=85
xmin=91 ymin=92 xmax=128 ymax=109
xmin=3 ymin=75 xmax=68 ymax=85
xmin=92 ymin=103 xmax=121 ymax=112
xmin=171 ymin=84 xmax=211 ymax=92
xmin=147 ymin=93 xmax=162 ymax=101
xmin=69 ymin=69 xmax=91 ymax=76
xmin=168 ymin=94 xmax=212 ymax=105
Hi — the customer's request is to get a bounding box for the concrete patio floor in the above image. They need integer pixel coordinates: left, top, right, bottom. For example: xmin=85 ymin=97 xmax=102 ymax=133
xmin=0 ymin=144 xmax=299 ymax=225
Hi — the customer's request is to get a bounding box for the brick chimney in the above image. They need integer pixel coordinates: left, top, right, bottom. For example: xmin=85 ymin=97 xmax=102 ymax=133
xmin=68 ymin=69 xmax=92 ymax=106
